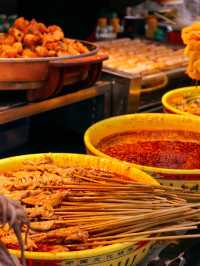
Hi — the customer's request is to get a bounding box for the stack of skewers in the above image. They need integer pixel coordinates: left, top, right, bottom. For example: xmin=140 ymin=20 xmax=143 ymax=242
xmin=1 ymin=157 xmax=200 ymax=253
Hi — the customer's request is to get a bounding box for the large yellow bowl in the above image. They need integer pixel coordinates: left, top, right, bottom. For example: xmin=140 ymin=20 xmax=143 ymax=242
xmin=0 ymin=153 xmax=158 ymax=266
xmin=162 ymin=86 xmax=200 ymax=117
xmin=84 ymin=113 xmax=200 ymax=190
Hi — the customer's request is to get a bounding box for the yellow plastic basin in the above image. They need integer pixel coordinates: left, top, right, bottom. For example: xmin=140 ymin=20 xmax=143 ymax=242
xmin=162 ymin=86 xmax=200 ymax=118
xmin=0 ymin=153 xmax=158 ymax=266
xmin=84 ymin=113 xmax=200 ymax=190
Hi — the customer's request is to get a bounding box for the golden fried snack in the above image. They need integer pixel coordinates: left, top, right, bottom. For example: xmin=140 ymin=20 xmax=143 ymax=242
xmin=8 ymin=28 xmax=24 ymax=42
xmin=182 ymin=22 xmax=200 ymax=45
xmin=0 ymin=34 xmax=15 ymax=45
xmin=24 ymin=19 xmax=47 ymax=35
xmin=35 ymin=46 xmax=49 ymax=57
xmin=182 ymin=22 xmax=200 ymax=80
xmin=13 ymin=17 xmax=29 ymax=31
xmin=13 ymin=42 xmax=23 ymax=53
xmin=0 ymin=44 xmax=20 ymax=58
xmin=0 ymin=17 xmax=89 ymax=58
xmin=44 ymin=41 xmax=64 ymax=52
xmin=23 ymin=34 xmax=41 ymax=47
xmin=72 ymin=40 xmax=90 ymax=53
xmin=22 ymin=49 xmax=37 ymax=58
xmin=48 ymin=50 xmax=57 ymax=57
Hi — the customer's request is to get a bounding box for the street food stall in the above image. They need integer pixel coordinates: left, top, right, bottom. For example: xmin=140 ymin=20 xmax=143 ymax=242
xmin=1 ymin=1 xmax=200 ymax=265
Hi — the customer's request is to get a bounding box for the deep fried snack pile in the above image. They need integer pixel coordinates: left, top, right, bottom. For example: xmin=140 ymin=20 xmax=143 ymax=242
xmin=0 ymin=17 xmax=89 ymax=58
xmin=182 ymin=22 xmax=200 ymax=80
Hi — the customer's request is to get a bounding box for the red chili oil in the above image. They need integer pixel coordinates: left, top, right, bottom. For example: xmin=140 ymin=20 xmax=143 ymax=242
xmin=98 ymin=131 xmax=200 ymax=170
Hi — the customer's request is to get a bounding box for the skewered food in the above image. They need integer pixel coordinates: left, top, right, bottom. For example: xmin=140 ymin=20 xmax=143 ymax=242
xmin=2 ymin=155 xmax=200 ymax=253
xmin=99 ymin=39 xmax=187 ymax=76
xmin=0 ymin=17 xmax=89 ymax=58
xmin=97 ymin=130 xmax=200 ymax=170
xmin=182 ymin=22 xmax=200 ymax=80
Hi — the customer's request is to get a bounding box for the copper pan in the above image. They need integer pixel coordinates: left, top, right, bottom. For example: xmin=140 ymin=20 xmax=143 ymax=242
xmin=0 ymin=41 xmax=108 ymax=101
xmin=0 ymin=41 xmax=98 ymax=83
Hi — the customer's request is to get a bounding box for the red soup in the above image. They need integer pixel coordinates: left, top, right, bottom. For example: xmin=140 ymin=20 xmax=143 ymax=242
xmin=97 ymin=130 xmax=200 ymax=170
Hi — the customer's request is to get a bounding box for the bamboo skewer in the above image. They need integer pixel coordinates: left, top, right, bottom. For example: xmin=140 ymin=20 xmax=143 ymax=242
xmin=4 ymin=163 xmax=200 ymax=252
xmin=64 ymin=234 xmax=200 ymax=248
xmin=40 ymin=184 xmax=200 ymax=200
xmin=88 ymin=225 xmax=198 ymax=241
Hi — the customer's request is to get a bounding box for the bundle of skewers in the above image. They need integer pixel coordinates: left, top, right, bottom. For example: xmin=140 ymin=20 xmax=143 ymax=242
xmin=1 ymin=156 xmax=200 ymax=253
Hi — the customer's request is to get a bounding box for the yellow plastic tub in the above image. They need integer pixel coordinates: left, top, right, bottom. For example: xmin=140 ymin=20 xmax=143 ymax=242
xmin=0 ymin=153 xmax=158 ymax=266
xmin=84 ymin=113 xmax=200 ymax=190
xmin=162 ymin=86 xmax=200 ymax=117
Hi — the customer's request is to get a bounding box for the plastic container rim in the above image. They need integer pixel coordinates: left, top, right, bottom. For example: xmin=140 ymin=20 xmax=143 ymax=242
xmin=162 ymin=86 xmax=200 ymax=118
xmin=84 ymin=113 xmax=200 ymax=175
xmin=0 ymin=152 xmax=156 ymax=260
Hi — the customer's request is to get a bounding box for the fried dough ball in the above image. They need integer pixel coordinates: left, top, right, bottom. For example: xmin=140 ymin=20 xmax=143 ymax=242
xmin=67 ymin=46 xmax=80 ymax=55
xmin=0 ymin=34 xmax=15 ymax=45
xmin=0 ymin=45 xmax=19 ymax=58
xmin=43 ymin=32 xmax=64 ymax=43
xmin=48 ymin=25 xmax=62 ymax=33
xmin=37 ymin=23 xmax=48 ymax=34
xmin=48 ymin=50 xmax=57 ymax=57
xmin=13 ymin=42 xmax=23 ymax=54
xmin=72 ymin=41 xmax=89 ymax=53
xmin=22 ymin=49 xmax=37 ymax=58
xmin=0 ymin=17 xmax=89 ymax=58
xmin=24 ymin=34 xmax=42 ymax=47
xmin=24 ymin=19 xmax=47 ymax=35
xmin=44 ymin=41 xmax=64 ymax=51
xmin=57 ymin=51 xmax=70 ymax=57
xmin=13 ymin=17 xmax=29 ymax=31
xmin=182 ymin=22 xmax=200 ymax=80
xmin=35 ymin=46 xmax=49 ymax=57
xmin=182 ymin=22 xmax=200 ymax=45
xmin=8 ymin=28 xmax=24 ymax=42
xmin=43 ymin=25 xmax=64 ymax=43
xmin=63 ymin=39 xmax=88 ymax=54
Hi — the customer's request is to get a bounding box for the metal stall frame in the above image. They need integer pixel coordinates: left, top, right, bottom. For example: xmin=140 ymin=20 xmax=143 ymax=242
xmin=103 ymin=67 xmax=187 ymax=114
xmin=0 ymin=81 xmax=112 ymax=125
xmin=0 ymin=81 xmax=112 ymax=154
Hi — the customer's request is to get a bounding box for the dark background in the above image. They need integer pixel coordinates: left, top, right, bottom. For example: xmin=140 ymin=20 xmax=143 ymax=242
xmin=0 ymin=0 xmax=145 ymax=39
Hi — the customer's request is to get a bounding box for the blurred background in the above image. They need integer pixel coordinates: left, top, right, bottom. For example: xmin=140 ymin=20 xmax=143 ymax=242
xmin=1 ymin=0 xmax=199 ymax=40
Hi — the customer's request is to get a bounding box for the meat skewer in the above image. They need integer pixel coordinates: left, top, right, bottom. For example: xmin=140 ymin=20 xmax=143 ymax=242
xmin=2 ymin=157 xmax=200 ymax=253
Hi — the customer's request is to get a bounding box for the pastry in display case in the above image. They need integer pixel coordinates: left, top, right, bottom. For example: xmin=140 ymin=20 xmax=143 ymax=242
xmin=99 ymin=39 xmax=188 ymax=76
